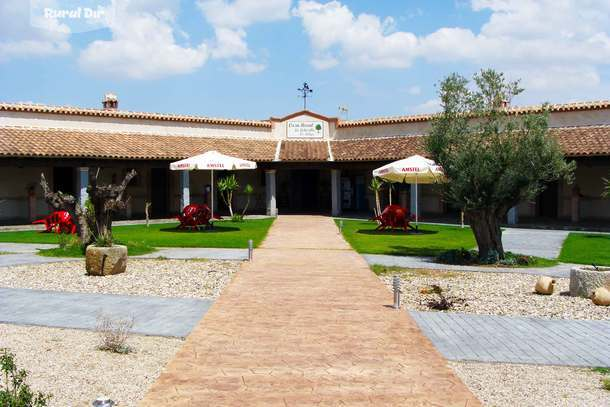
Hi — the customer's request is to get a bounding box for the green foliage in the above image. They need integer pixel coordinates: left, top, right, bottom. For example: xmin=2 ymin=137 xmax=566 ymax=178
xmin=217 ymin=174 xmax=240 ymax=216
xmin=560 ymin=233 xmax=610 ymax=266
xmin=426 ymin=69 xmax=574 ymax=259
xmin=602 ymin=377 xmax=610 ymax=391
xmin=241 ymin=183 xmax=254 ymax=217
xmin=0 ymin=349 xmax=51 ymax=407
xmin=335 ymin=219 xmax=476 ymax=257
xmin=593 ymin=367 xmax=610 ymax=375
xmin=436 ymin=249 xmax=557 ymax=267
xmin=368 ymin=177 xmax=384 ymax=216
xmin=231 ymin=214 xmax=244 ymax=222
xmin=1 ymin=219 xmax=275 ymax=249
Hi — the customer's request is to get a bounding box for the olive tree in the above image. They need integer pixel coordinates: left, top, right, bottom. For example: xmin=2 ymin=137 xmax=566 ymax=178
xmin=426 ymin=69 xmax=574 ymax=261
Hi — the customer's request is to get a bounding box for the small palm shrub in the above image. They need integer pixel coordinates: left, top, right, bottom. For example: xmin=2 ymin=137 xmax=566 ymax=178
xmin=218 ymin=174 xmax=239 ymax=217
xmin=0 ymin=349 xmax=51 ymax=406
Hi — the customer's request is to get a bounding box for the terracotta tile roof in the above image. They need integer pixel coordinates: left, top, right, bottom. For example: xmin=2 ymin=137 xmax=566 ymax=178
xmin=0 ymin=125 xmax=608 ymax=162
xmin=0 ymin=103 xmax=271 ymax=128
xmin=338 ymin=100 xmax=610 ymax=128
xmin=331 ymin=136 xmax=426 ymax=161
xmin=0 ymin=127 xmax=277 ymax=161
xmin=280 ymin=140 xmax=329 ymax=161
xmin=550 ymin=125 xmax=610 ymax=157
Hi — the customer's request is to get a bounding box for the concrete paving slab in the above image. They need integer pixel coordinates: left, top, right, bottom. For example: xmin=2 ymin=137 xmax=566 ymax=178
xmin=411 ymin=311 xmax=610 ymax=367
xmin=0 ymin=287 xmax=211 ymax=337
xmin=502 ymin=228 xmax=570 ymax=258
xmin=364 ymin=253 xmax=573 ymax=278
xmin=0 ymin=242 xmax=57 ymax=253
xmin=0 ymin=253 xmax=74 ymax=267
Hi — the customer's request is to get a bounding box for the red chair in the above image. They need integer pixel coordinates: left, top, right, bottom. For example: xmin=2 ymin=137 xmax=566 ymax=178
xmin=177 ymin=204 xmax=219 ymax=230
xmin=32 ymin=211 xmax=77 ymax=234
xmin=371 ymin=204 xmax=415 ymax=232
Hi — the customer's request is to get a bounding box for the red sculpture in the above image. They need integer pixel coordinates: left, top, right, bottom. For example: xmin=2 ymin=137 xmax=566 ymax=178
xmin=32 ymin=210 xmax=77 ymax=234
xmin=176 ymin=204 xmax=219 ymax=230
xmin=372 ymin=204 xmax=414 ymax=232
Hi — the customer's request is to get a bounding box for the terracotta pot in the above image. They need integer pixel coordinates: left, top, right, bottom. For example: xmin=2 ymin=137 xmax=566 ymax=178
xmin=592 ymin=287 xmax=610 ymax=306
xmin=534 ymin=276 xmax=555 ymax=295
xmin=85 ymin=245 xmax=127 ymax=276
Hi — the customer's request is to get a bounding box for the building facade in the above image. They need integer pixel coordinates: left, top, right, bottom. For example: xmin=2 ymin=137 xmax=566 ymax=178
xmin=1 ymin=97 xmax=609 ymax=226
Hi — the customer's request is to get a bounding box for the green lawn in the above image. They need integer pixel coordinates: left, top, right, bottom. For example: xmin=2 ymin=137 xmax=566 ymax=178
xmin=39 ymin=241 xmax=155 ymax=258
xmin=559 ymin=233 xmax=610 ymax=266
xmin=336 ymin=219 xmax=477 ymax=257
xmin=0 ymin=218 xmax=275 ymax=251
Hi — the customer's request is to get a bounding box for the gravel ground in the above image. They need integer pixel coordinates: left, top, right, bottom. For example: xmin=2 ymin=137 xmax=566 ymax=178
xmin=378 ymin=268 xmax=609 ymax=320
xmin=0 ymin=259 xmax=240 ymax=298
xmin=449 ymin=361 xmax=610 ymax=407
xmin=0 ymin=324 xmax=183 ymax=407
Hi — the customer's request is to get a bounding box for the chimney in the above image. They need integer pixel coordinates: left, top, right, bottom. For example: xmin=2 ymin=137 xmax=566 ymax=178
xmin=102 ymin=93 xmax=118 ymax=110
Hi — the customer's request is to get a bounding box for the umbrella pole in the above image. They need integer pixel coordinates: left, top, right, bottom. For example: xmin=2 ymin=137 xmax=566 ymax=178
xmin=210 ymin=169 xmax=214 ymax=220
xmin=415 ymin=176 xmax=418 ymax=229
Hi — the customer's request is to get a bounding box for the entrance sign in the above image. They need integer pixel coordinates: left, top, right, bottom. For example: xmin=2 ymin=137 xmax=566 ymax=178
xmin=287 ymin=121 xmax=324 ymax=139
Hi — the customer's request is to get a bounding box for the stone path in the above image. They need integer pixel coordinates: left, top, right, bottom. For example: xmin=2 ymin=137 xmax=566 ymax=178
xmin=411 ymin=311 xmax=610 ymax=368
xmin=142 ymin=215 xmax=480 ymax=406
xmin=364 ymin=254 xmax=574 ymax=278
xmin=0 ymin=242 xmax=248 ymax=266
xmin=0 ymin=287 xmax=211 ymax=337
xmin=501 ymin=228 xmax=569 ymax=259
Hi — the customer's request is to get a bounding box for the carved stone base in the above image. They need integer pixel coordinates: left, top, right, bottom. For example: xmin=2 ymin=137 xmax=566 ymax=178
xmin=86 ymin=245 xmax=128 ymax=276
xmin=569 ymin=266 xmax=610 ymax=298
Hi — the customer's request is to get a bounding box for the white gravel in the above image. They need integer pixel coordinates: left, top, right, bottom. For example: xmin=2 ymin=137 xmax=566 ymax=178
xmin=378 ymin=268 xmax=610 ymax=320
xmin=0 ymin=259 xmax=240 ymax=298
xmin=0 ymin=324 xmax=183 ymax=407
xmin=449 ymin=361 xmax=610 ymax=407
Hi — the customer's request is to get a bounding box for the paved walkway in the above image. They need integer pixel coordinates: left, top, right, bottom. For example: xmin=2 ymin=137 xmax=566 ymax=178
xmin=364 ymin=254 xmax=574 ymax=278
xmin=411 ymin=311 xmax=610 ymax=367
xmin=501 ymin=228 xmax=569 ymax=259
xmin=142 ymin=215 xmax=479 ymax=406
xmin=0 ymin=287 xmax=211 ymax=337
xmin=0 ymin=242 xmax=248 ymax=266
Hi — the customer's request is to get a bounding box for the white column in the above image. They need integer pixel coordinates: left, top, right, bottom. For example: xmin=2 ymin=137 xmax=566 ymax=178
xmin=507 ymin=206 xmax=519 ymax=225
xmin=77 ymin=167 xmax=89 ymax=208
xmin=331 ymin=169 xmax=341 ymax=217
xmin=265 ymin=169 xmax=277 ymax=216
xmin=410 ymin=183 xmax=419 ymax=218
xmin=180 ymin=170 xmax=190 ymax=209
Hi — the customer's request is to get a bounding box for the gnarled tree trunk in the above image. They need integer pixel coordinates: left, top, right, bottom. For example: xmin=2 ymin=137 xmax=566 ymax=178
xmin=467 ymin=208 xmax=505 ymax=261
xmin=40 ymin=173 xmax=90 ymax=244
xmin=87 ymin=168 xmax=137 ymax=244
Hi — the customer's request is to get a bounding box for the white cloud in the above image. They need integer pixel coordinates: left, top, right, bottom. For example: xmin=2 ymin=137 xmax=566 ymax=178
xmin=0 ymin=0 xmax=71 ymax=61
xmin=407 ymin=85 xmax=421 ymax=96
xmin=295 ymin=0 xmax=610 ymax=99
xmin=408 ymin=98 xmax=441 ymax=114
xmin=79 ymin=1 xmax=207 ymax=80
xmin=229 ymin=61 xmax=267 ymax=75
xmin=198 ymin=0 xmax=291 ymax=73
xmin=294 ymin=1 xmax=418 ymax=70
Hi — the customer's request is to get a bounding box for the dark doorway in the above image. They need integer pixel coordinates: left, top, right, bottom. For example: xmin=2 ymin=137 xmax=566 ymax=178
xmin=53 ymin=167 xmax=75 ymax=195
xmin=151 ymin=168 xmax=169 ymax=218
xmin=538 ymin=182 xmax=558 ymax=218
xmin=291 ymin=170 xmax=319 ymax=212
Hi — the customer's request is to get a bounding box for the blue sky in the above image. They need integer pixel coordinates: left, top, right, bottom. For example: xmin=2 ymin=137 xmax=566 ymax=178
xmin=1 ymin=0 xmax=609 ymax=120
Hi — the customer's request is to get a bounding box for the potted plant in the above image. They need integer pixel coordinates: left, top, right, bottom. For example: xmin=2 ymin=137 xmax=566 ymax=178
xmin=83 ymin=169 xmax=137 ymax=276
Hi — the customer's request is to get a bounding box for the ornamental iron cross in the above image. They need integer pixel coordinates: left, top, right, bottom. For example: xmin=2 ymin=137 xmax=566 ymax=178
xmin=298 ymin=82 xmax=313 ymax=110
